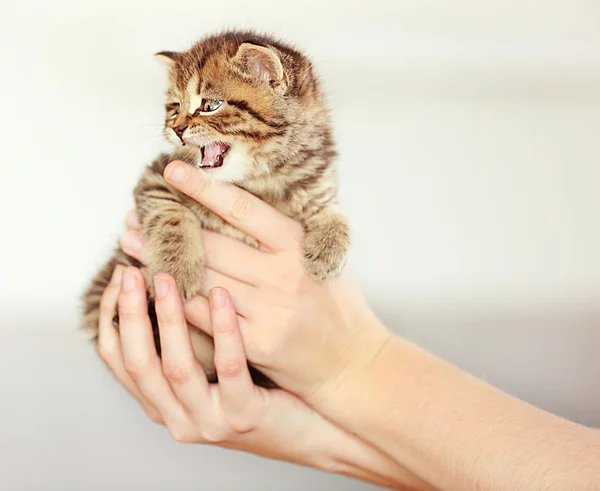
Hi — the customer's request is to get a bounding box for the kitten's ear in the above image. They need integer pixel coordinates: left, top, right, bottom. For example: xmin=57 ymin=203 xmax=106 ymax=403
xmin=154 ymin=51 xmax=181 ymax=67
xmin=232 ymin=43 xmax=286 ymax=92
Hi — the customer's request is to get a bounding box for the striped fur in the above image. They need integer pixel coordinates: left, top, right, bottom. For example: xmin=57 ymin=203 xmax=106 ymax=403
xmin=81 ymin=30 xmax=350 ymax=387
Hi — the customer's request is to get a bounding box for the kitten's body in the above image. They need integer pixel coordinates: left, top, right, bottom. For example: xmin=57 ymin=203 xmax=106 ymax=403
xmin=81 ymin=30 xmax=349 ymax=385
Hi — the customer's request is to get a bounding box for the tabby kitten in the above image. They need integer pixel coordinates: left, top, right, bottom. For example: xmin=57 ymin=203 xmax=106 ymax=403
xmin=81 ymin=30 xmax=350 ymax=386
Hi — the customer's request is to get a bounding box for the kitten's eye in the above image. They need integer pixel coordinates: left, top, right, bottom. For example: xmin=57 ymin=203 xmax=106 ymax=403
xmin=166 ymin=103 xmax=180 ymax=119
xmin=199 ymin=99 xmax=223 ymax=113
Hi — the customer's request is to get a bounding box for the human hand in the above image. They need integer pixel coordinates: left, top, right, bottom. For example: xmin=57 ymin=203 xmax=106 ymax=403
xmin=97 ymin=263 xmax=315 ymax=460
xmin=120 ymin=160 xmax=391 ymax=402
xmin=96 ymin=263 xmax=433 ymax=490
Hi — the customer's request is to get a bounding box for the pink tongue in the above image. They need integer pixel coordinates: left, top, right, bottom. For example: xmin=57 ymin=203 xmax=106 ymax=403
xmin=202 ymin=142 xmax=228 ymax=167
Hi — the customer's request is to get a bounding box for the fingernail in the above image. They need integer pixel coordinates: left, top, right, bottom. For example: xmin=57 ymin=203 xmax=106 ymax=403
xmin=167 ymin=162 xmax=190 ymax=183
xmin=210 ymin=288 xmax=227 ymax=309
xmin=126 ymin=210 xmax=140 ymax=229
xmin=110 ymin=265 xmax=123 ymax=285
xmin=122 ymin=268 xmax=137 ymax=292
xmin=154 ymin=275 xmax=169 ymax=300
xmin=122 ymin=231 xmax=142 ymax=252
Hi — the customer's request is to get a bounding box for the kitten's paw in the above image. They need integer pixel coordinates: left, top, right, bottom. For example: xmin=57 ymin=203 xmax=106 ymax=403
xmin=303 ymin=209 xmax=351 ymax=281
xmin=176 ymin=270 xmax=204 ymax=301
xmin=146 ymin=259 xmax=204 ymax=301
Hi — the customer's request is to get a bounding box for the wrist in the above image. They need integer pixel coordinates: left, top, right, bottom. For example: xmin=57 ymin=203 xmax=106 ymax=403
xmin=305 ymin=313 xmax=393 ymax=409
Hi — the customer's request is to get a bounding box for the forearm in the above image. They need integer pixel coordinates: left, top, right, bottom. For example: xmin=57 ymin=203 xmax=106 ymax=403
xmin=311 ymin=327 xmax=600 ymax=491
xmin=310 ymin=420 xmax=437 ymax=490
xmin=237 ymin=397 xmax=437 ymax=490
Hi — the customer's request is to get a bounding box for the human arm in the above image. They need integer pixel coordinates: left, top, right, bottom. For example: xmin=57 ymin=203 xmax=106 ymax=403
xmin=97 ymin=260 xmax=436 ymax=490
xmin=130 ymin=159 xmax=600 ymax=491
xmin=312 ymin=332 xmax=600 ymax=491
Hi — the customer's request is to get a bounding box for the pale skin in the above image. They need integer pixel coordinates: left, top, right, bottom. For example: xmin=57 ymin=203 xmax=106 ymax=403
xmin=102 ymin=160 xmax=600 ymax=491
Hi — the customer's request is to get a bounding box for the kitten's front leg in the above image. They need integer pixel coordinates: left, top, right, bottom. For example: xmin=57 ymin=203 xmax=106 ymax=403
xmin=142 ymin=205 xmax=204 ymax=301
xmin=303 ymin=206 xmax=351 ymax=281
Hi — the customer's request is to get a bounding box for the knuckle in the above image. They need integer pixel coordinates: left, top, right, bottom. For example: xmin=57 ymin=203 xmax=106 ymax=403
xmin=199 ymin=428 xmax=226 ymax=444
xmin=168 ymin=425 xmax=195 ymax=444
xmin=231 ymin=193 xmax=253 ymax=219
xmin=214 ymin=356 xmax=245 ymax=378
xmin=99 ymin=288 xmax=117 ymax=315
xmin=146 ymin=409 xmax=163 ymax=425
xmin=96 ymin=342 xmax=116 ymax=365
xmin=213 ymin=318 xmax=236 ymax=336
xmin=119 ymin=236 xmax=144 ymax=262
xmin=163 ymin=362 xmax=192 ymax=384
xmin=117 ymin=304 xmax=141 ymax=322
xmin=124 ymin=358 xmax=152 ymax=381
xmin=229 ymin=417 xmax=256 ymax=435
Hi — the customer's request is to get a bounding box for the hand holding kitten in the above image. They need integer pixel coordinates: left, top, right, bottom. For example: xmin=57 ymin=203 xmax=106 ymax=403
xmin=121 ymin=160 xmax=389 ymax=400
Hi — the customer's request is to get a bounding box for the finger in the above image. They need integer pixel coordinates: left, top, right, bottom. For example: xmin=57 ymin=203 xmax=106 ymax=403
xmin=183 ymin=295 xmax=248 ymax=337
xmin=209 ymin=288 xmax=256 ymax=413
xmin=126 ymin=209 xmax=142 ymax=230
xmin=201 ymin=267 xmax=256 ymax=317
xmin=153 ymin=273 xmax=209 ymax=413
xmin=202 ymin=230 xmax=269 ymax=286
xmin=120 ymin=230 xmax=148 ymax=265
xmin=183 ymin=295 xmax=213 ymax=334
xmin=118 ymin=267 xmax=184 ymax=420
xmin=97 ymin=266 xmax=163 ymax=424
xmin=164 ymin=161 xmax=304 ymax=252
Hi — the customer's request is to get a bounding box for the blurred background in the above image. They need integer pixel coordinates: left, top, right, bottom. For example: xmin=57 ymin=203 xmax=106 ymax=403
xmin=1 ymin=1 xmax=599 ymax=489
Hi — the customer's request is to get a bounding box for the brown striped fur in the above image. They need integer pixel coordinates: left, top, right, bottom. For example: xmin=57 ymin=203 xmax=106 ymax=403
xmin=81 ymin=30 xmax=350 ymax=386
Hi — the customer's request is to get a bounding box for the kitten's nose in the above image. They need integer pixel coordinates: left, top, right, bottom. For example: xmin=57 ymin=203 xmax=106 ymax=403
xmin=173 ymin=124 xmax=187 ymax=142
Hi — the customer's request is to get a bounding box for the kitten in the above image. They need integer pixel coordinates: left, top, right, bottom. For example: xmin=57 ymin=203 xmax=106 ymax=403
xmin=81 ymin=30 xmax=350 ymax=386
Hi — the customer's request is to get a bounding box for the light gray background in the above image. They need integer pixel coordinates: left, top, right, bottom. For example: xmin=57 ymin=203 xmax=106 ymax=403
xmin=1 ymin=1 xmax=599 ymax=490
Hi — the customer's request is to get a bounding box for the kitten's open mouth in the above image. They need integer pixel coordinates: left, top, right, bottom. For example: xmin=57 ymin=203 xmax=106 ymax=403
xmin=200 ymin=142 xmax=230 ymax=169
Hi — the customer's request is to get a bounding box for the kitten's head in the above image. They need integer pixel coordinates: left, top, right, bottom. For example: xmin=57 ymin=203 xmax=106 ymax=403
xmin=155 ymin=30 xmax=329 ymax=184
